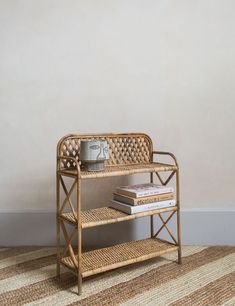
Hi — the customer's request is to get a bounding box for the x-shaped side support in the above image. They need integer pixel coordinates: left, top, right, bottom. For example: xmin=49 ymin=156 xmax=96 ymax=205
xmin=155 ymin=170 xmax=176 ymax=186
xmin=60 ymin=219 xmax=78 ymax=268
xmin=59 ymin=176 xmax=77 ymax=220
xmin=152 ymin=169 xmax=178 ymax=244
xmin=153 ymin=211 xmax=177 ymax=244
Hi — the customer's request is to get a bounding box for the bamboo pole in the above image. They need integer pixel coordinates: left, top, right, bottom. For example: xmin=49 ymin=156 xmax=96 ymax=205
xmin=56 ymin=172 xmax=60 ymax=277
xmin=176 ymin=169 xmax=182 ymax=264
xmin=77 ymin=176 xmax=82 ymax=295
xmin=150 ymin=172 xmax=154 ymax=237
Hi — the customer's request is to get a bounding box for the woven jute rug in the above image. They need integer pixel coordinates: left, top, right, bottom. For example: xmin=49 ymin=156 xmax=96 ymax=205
xmin=0 ymin=246 xmax=234 ymax=306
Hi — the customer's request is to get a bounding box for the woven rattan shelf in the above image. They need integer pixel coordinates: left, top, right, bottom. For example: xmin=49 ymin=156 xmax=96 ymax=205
xmin=60 ymin=206 xmax=178 ymax=228
xmin=56 ymin=133 xmax=182 ymax=295
xmin=58 ymin=162 xmax=177 ymax=179
xmin=61 ymin=238 xmax=178 ymax=278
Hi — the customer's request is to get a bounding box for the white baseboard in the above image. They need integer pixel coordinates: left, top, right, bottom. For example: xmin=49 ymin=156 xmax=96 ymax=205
xmin=0 ymin=209 xmax=234 ymax=246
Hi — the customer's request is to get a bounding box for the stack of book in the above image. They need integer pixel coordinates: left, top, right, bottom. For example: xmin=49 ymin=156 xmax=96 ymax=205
xmin=109 ymin=183 xmax=176 ymax=214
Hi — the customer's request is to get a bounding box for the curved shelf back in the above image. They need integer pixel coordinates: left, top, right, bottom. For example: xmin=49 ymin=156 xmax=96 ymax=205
xmin=57 ymin=133 xmax=153 ymax=169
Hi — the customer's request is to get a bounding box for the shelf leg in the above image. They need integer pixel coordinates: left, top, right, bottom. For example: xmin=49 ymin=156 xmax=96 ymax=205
xmin=176 ymin=169 xmax=182 ymax=264
xmin=150 ymin=216 xmax=154 ymax=238
xmin=177 ymin=211 xmax=182 ymax=264
xmin=56 ymin=173 xmax=61 ymax=277
xmin=56 ymin=219 xmax=61 ymax=277
xmin=78 ymin=272 xmax=82 ymax=295
xmin=77 ymin=176 xmax=82 ymax=294
xmin=150 ymin=172 xmax=154 ymax=237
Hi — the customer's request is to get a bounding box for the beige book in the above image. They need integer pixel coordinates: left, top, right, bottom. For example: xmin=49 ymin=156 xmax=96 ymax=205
xmin=113 ymin=192 xmax=174 ymax=206
xmin=116 ymin=183 xmax=174 ymax=198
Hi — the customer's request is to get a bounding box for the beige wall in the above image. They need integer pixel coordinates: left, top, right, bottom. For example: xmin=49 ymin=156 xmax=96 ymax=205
xmin=0 ymin=0 xmax=235 ymax=212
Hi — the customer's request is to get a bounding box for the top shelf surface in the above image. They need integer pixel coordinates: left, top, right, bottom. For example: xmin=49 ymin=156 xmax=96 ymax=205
xmin=58 ymin=162 xmax=177 ymax=179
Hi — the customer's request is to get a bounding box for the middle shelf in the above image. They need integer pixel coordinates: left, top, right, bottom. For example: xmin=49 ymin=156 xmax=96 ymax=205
xmin=60 ymin=205 xmax=178 ymax=228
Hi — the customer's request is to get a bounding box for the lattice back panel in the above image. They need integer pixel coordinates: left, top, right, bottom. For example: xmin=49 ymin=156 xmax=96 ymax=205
xmin=58 ymin=134 xmax=153 ymax=169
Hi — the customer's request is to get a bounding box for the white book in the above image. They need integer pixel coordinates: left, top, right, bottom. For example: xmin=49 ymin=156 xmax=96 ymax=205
xmin=109 ymin=199 xmax=176 ymax=214
xmin=116 ymin=183 xmax=174 ymax=198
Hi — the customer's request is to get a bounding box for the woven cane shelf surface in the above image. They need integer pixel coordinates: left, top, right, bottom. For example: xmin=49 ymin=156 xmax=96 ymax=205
xmin=60 ymin=238 xmax=178 ymax=277
xmin=60 ymin=206 xmax=178 ymax=228
xmin=58 ymin=162 xmax=177 ymax=179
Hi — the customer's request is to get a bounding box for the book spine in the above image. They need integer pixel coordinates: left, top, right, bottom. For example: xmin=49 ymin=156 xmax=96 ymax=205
xmin=134 ymin=193 xmax=173 ymax=205
xmin=116 ymin=187 xmax=174 ymax=198
xmin=130 ymin=200 xmax=176 ymax=213
xmin=134 ymin=188 xmax=174 ymax=198
xmin=113 ymin=193 xmax=173 ymax=206
xmin=110 ymin=199 xmax=176 ymax=214
xmin=113 ymin=194 xmax=135 ymax=205
xmin=115 ymin=189 xmax=137 ymax=198
xmin=109 ymin=201 xmax=131 ymax=214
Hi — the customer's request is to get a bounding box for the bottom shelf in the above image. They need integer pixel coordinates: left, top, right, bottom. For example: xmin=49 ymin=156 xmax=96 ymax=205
xmin=61 ymin=238 xmax=178 ymax=278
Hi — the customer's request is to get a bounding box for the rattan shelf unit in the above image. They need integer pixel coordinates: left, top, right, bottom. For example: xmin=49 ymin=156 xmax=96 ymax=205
xmin=56 ymin=133 xmax=182 ymax=295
